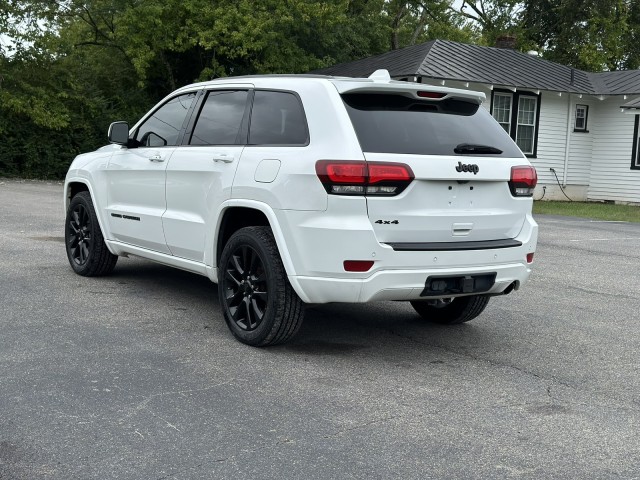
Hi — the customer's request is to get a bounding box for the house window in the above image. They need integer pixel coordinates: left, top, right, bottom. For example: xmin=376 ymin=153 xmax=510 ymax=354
xmin=491 ymin=90 xmax=541 ymax=157
xmin=631 ymin=116 xmax=640 ymax=170
xmin=575 ymin=104 xmax=588 ymax=132
xmin=492 ymin=93 xmax=512 ymax=133
xmin=516 ymin=96 xmax=537 ymax=155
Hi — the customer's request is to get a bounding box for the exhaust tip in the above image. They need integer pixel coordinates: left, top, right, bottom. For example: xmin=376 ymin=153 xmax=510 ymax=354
xmin=502 ymin=281 xmax=519 ymax=295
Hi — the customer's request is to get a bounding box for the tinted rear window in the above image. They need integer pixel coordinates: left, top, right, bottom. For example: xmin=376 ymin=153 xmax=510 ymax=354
xmin=249 ymin=91 xmax=308 ymax=145
xmin=342 ymin=93 xmax=523 ymax=157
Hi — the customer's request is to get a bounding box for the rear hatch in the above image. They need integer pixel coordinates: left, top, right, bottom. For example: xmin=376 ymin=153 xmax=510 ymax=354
xmin=340 ymin=88 xmax=532 ymax=246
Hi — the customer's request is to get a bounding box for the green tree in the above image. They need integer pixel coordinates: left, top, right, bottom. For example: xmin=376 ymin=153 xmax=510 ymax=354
xmin=456 ymin=0 xmax=523 ymax=45
xmin=0 ymin=0 xmax=496 ymax=179
xmin=0 ymin=1 xmax=153 ymax=177
xmin=522 ymin=0 xmax=638 ymax=71
xmin=0 ymin=0 xmax=396 ymax=177
xmin=387 ymin=0 xmax=476 ymax=49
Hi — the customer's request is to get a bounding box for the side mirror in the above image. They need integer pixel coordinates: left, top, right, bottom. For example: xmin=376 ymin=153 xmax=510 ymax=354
xmin=108 ymin=121 xmax=130 ymax=146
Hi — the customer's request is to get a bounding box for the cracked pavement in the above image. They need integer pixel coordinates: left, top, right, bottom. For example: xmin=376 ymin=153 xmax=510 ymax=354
xmin=1 ymin=180 xmax=639 ymax=479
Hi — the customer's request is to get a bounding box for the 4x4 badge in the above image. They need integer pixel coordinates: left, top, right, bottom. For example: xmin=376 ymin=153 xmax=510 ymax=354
xmin=456 ymin=161 xmax=479 ymax=174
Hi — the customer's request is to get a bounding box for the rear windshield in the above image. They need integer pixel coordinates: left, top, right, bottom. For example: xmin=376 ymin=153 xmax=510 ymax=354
xmin=342 ymin=93 xmax=524 ymax=157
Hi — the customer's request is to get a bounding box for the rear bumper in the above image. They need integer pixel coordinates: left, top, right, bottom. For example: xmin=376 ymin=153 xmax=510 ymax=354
xmin=275 ymin=208 xmax=537 ymax=304
xmin=289 ymin=261 xmax=531 ymax=303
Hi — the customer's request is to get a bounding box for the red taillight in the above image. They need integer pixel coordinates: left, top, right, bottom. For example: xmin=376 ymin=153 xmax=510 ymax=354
xmin=344 ymin=260 xmax=374 ymax=272
xmin=322 ymin=162 xmax=366 ymax=184
xmin=509 ymin=166 xmax=538 ymax=197
xmin=316 ymin=161 xmax=414 ymax=196
xmin=526 ymin=253 xmax=534 ymax=263
xmin=417 ymin=91 xmax=446 ymax=99
xmin=368 ymin=164 xmax=413 ymax=184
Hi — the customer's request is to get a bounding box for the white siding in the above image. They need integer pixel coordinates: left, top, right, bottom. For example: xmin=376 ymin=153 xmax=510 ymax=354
xmin=533 ymin=92 xmax=569 ymax=185
xmin=567 ymin=100 xmax=594 ymax=186
xmin=530 ymin=93 xmax=593 ymax=187
xmin=588 ymin=98 xmax=640 ymax=203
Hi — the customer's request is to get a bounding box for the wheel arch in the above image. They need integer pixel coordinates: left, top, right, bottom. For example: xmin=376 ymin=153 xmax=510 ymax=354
xmin=65 ymin=181 xmax=90 ymax=207
xmin=211 ymin=200 xmax=298 ymax=285
xmin=64 ymin=178 xmax=114 ymax=254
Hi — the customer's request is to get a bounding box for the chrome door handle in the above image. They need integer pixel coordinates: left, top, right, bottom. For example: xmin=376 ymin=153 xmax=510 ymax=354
xmin=212 ymin=154 xmax=234 ymax=163
xmin=149 ymin=154 xmax=164 ymax=162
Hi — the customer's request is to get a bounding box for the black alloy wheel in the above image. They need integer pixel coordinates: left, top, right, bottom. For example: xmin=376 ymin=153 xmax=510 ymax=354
xmin=218 ymin=226 xmax=305 ymax=346
xmin=64 ymin=191 xmax=118 ymax=276
xmin=68 ymin=203 xmax=92 ymax=267
xmin=222 ymin=245 xmax=269 ymax=332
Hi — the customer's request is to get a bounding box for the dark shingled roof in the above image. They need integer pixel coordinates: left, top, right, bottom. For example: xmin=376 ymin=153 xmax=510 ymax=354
xmin=312 ymin=39 xmax=640 ymax=96
xmin=591 ymin=70 xmax=640 ymax=95
xmin=621 ymin=97 xmax=640 ymax=109
xmin=312 ymin=41 xmax=437 ymax=79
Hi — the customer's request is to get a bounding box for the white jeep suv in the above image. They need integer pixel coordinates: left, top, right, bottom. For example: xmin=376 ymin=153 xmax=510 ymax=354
xmin=64 ymin=70 xmax=538 ymax=346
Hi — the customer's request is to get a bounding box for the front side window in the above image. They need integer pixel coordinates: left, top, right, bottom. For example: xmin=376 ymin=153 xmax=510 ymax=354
xmin=135 ymin=92 xmax=196 ymax=147
xmin=575 ymin=104 xmax=588 ymax=131
xmin=249 ymin=91 xmax=308 ymax=145
xmin=491 ymin=90 xmax=540 ymax=157
xmin=190 ymin=90 xmax=249 ymax=145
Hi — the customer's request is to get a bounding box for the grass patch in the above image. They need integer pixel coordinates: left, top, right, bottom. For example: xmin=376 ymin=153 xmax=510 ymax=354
xmin=533 ymin=201 xmax=640 ymax=222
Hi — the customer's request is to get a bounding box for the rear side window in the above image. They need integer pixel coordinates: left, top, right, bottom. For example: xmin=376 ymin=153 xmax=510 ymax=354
xmin=342 ymin=93 xmax=523 ymax=157
xmin=190 ymin=90 xmax=249 ymax=145
xmin=249 ymin=91 xmax=308 ymax=145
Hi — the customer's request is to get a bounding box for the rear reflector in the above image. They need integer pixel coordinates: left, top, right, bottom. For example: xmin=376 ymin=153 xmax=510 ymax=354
xmin=331 ymin=185 xmax=365 ymax=194
xmin=343 ymin=260 xmax=375 ymax=272
xmin=526 ymin=253 xmax=534 ymax=263
xmin=417 ymin=91 xmax=446 ymax=99
xmin=316 ymin=160 xmax=414 ymax=196
xmin=509 ymin=166 xmax=538 ymax=197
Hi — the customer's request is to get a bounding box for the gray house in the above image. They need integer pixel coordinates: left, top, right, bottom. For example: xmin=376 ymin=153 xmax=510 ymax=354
xmin=313 ymin=40 xmax=640 ymax=204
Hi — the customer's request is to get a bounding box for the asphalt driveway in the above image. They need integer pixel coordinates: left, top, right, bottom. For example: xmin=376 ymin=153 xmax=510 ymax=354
xmin=1 ymin=180 xmax=639 ymax=479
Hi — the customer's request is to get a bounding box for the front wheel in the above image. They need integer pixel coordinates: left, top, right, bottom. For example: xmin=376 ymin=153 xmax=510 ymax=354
xmin=65 ymin=191 xmax=118 ymax=276
xmin=410 ymin=295 xmax=490 ymax=325
xmin=218 ymin=226 xmax=304 ymax=346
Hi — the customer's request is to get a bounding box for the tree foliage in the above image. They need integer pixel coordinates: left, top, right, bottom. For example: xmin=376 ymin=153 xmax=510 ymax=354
xmin=387 ymin=0 xmax=475 ymax=50
xmin=457 ymin=0 xmax=523 ymax=45
xmin=2 ymin=0 xmax=640 ymax=178
xmin=522 ymin=0 xmax=640 ymax=70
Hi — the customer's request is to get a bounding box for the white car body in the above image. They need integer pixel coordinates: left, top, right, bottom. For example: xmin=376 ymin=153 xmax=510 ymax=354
xmin=65 ymin=73 xmax=538 ymax=306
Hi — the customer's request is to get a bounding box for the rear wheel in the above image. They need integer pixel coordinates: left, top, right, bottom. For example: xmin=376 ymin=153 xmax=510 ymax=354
xmin=65 ymin=191 xmax=118 ymax=276
xmin=218 ymin=226 xmax=304 ymax=346
xmin=410 ymin=295 xmax=490 ymax=325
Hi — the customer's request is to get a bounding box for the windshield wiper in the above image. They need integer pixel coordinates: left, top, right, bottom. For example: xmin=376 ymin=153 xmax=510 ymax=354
xmin=454 ymin=143 xmax=503 ymax=155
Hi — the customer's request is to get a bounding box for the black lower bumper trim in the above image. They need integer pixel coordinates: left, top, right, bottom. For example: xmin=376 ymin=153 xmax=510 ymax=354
xmin=421 ymin=273 xmax=497 ymax=297
xmin=385 ymin=239 xmax=522 ymax=251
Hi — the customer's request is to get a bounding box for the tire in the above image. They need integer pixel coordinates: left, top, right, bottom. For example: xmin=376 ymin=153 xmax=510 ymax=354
xmin=65 ymin=191 xmax=118 ymax=276
xmin=218 ymin=226 xmax=305 ymax=347
xmin=410 ymin=295 xmax=490 ymax=325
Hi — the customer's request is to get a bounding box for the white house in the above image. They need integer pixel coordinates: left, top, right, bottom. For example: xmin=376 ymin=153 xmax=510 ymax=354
xmin=313 ymin=39 xmax=640 ymax=204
